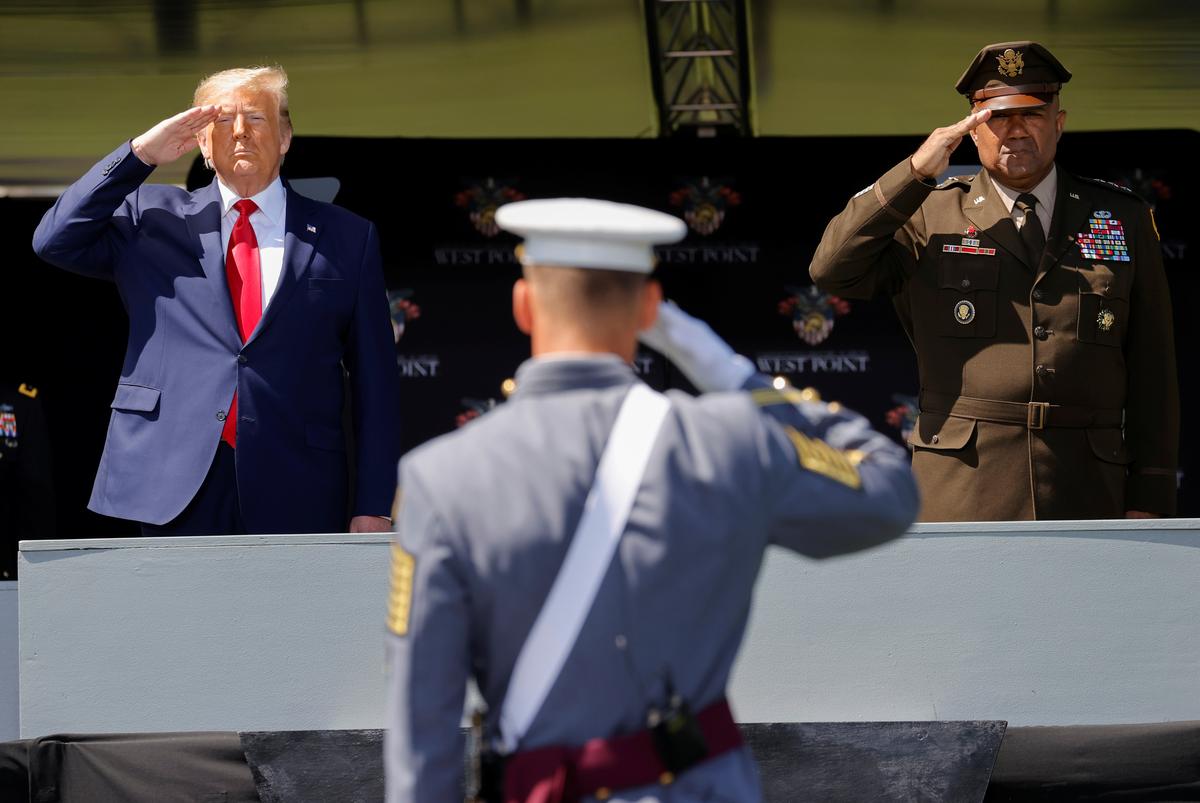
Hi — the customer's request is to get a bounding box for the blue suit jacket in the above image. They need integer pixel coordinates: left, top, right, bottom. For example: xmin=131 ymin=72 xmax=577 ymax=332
xmin=33 ymin=142 xmax=401 ymax=531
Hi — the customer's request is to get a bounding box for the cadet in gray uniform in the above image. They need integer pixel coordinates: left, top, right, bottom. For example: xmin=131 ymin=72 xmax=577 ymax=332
xmin=384 ymin=199 xmax=919 ymax=802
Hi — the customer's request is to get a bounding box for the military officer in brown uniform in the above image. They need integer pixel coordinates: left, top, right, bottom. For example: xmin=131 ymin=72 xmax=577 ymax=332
xmin=810 ymin=41 xmax=1179 ymax=521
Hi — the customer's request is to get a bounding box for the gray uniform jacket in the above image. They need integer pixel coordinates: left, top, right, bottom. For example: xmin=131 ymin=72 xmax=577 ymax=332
xmin=385 ymin=355 xmax=919 ymax=802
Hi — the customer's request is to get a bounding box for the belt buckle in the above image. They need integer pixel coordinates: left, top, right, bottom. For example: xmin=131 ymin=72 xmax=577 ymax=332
xmin=1027 ymin=402 xmax=1049 ymax=430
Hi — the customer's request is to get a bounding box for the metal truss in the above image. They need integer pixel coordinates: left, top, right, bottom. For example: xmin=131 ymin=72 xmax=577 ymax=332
xmin=643 ymin=0 xmax=755 ymax=137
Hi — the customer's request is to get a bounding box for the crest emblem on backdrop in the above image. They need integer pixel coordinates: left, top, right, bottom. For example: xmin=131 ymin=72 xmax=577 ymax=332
xmin=1112 ymin=168 xmax=1172 ymax=208
xmin=387 ymin=289 xmax=422 ymax=343
xmin=778 ymin=285 xmax=850 ymax=345
xmin=669 ymin=177 xmax=742 ymax=236
xmin=455 ymin=178 xmax=526 ymax=238
xmin=0 ymin=409 xmax=17 ymax=441
xmin=456 ymin=397 xmax=499 ymax=428
xmin=885 ymin=394 xmax=919 ymax=442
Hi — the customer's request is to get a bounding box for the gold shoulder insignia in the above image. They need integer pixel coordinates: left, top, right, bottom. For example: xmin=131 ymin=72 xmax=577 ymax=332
xmin=390 ymin=487 xmax=404 ymax=523
xmin=751 ymin=386 xmax=821 ymax=407
xmin=386 ymin=543 xmax=416 ymax=637
xmin=18 ymin=383 xmax=37 ymax=399
xmin=785 ymin=427 xmax=863 ymax=490
xmin=1078 ymin=176 xmax=1142 ymax=201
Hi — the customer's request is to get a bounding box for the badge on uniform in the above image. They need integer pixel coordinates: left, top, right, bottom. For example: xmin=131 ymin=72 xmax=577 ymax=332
xmin=387 ymin=543 xmax=416 ymax=637
xmin=1076 ymin=212 xmax=1130 ymax=262
xmin=0 ymin=411 xmax=16 ymax=439
xmin=954 ymin=299 xmax=976 ymax=325
xmin=943 ymin=243 xmax=997 ymax=256
xmin=944 ymin=223 xmax=995 ymax=255
xmin=1097 ymin=308 xmax=1116 ymax=332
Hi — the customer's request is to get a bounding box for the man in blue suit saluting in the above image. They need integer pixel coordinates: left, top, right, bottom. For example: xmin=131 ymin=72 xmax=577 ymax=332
xmin=33 ymin=66 xmax=400 ymax=535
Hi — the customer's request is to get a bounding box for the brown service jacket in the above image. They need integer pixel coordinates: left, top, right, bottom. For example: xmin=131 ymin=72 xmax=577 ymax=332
xmin=810 ymin=159 xmax=1179 ymax=521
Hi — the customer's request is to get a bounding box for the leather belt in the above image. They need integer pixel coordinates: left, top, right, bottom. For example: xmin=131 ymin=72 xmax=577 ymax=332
xmin=502 ymin=698 xmax=742 ymax=803
xmin=920 ymin=391 xmax=1123 ymax=431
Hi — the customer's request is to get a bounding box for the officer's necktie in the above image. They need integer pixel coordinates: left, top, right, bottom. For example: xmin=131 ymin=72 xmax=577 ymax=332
xmin=221 ymin=199 xmax=262 ymax=448
xmin=1015 ymin=193 xmax=1046 ymax=267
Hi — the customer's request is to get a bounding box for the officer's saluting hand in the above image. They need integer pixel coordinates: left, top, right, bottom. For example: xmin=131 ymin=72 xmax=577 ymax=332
xmin=910 ymin=108 xmax=991 ymax=181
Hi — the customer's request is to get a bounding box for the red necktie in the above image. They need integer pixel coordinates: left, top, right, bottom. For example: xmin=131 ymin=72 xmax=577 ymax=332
xmin=221 ymin=199 xmax=262 ymax=448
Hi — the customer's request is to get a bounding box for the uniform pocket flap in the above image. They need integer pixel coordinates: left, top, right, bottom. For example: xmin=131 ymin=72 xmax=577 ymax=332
xmin=1087 ymin=428 xmax=1132 ymax=465
xmin=908 ymin=413 xmax=977 ymax=450
xmin=1078 ymin=264 xmax=1129 ymax=300
xmin=110 ymin=383 xmax=161 ymax=413
xmin=938 ymin=258 xmax=1000 ymax=291
xmin=306 ymin=422 xmax=346 ymax=452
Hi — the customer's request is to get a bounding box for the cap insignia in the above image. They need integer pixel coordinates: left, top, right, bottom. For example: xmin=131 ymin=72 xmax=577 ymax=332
xmin=997 ymin=48 xmax=1024 ymax=78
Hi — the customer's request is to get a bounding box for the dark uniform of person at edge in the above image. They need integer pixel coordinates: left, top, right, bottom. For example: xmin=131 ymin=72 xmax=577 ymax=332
xmin=384 ymin=198 xmax=918 ymax=802
xmin=0 ymin=382 xmax=56 ymax=579
xmin=810 ymin=41 xmax=1179 ymax=521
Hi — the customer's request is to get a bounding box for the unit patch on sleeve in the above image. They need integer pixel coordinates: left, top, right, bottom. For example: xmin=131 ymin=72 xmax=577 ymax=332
xmin=784 ymin=426 xmax=863 ymax=490
xmin=386 ymin=543 xmax=416 ymax=637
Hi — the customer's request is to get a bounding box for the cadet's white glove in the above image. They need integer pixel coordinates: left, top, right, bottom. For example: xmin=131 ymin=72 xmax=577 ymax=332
xmin=639 ymin=301 xmax=756 ymax=393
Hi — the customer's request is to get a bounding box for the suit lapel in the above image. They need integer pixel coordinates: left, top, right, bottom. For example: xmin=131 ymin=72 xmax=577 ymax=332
xmin=1038 ymin=167 xmax=1092 ymax=283
xmin=246 ymin=185 xmax=321 ymax=346
xmin=183 ymin=180 xmax=242 ymax=350
xmin=962 ymin=169 xmax=1034 ymax=270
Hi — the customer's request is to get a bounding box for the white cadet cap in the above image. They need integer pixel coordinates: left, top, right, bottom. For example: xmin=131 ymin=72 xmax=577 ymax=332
xmin=495 ymin=198 xmax=687 ymax=274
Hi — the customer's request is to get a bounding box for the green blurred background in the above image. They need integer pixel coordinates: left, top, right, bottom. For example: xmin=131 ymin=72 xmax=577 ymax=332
xmin=2 ymin=0 xmax=1198 ymax=186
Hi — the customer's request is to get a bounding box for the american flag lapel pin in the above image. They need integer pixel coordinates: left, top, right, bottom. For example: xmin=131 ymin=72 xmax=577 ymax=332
xmin=306 ymin=224 xmax=317 ymax=233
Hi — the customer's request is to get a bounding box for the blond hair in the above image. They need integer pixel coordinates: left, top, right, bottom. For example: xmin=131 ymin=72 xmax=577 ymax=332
xmin=193 ymin=66 xmax=291 ymax=129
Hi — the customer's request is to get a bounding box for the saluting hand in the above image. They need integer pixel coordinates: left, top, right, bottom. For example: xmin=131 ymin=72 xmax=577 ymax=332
xmin=131 ymin=106 xmax=221 ymax=167
xmin=910 ymin=108 xmax=992 ymax=181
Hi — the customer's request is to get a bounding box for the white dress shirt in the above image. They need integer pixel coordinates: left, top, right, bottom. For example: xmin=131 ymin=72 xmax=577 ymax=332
xmin=217 ymin=176 xmax=287 ymax=314
xmin=992 ymin=168 xmax=1057 ymax=236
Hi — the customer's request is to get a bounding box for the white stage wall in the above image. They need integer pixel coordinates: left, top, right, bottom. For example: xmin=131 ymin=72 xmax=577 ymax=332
xmin=17 ymin=520 xmax=1200 ymax=737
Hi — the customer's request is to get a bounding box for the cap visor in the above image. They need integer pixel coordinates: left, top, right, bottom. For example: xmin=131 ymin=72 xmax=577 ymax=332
xmin=975 ymin=93 xmax=1049 ymax=113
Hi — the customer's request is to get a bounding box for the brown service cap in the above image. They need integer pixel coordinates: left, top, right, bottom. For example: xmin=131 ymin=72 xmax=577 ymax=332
xmin=955 ymin=41 xmax=1072 ymax=112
